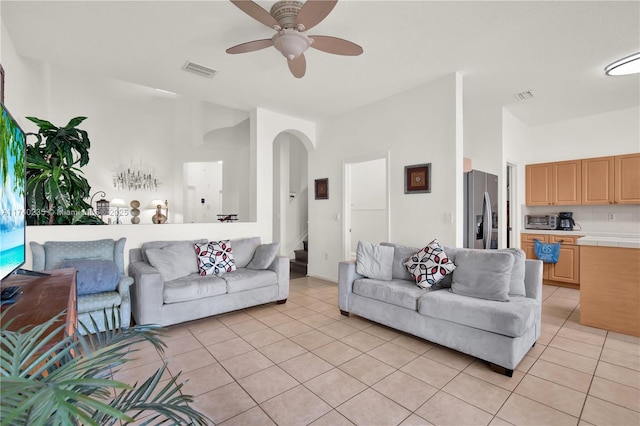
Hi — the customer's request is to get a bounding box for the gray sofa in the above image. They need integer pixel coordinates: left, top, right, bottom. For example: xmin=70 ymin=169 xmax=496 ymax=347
xmin=338 ymin=243 xmax=543 ymax=376
xmin=128 ymin=237 xmax=289 ymax=327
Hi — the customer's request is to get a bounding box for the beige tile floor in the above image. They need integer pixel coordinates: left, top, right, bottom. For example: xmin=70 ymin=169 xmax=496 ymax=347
xmin=117 ymin=278 xmax=640 ymax=426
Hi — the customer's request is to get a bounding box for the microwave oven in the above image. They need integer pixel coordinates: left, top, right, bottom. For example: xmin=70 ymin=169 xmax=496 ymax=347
xmin=524 ymin=214 xmax=559 ymax=230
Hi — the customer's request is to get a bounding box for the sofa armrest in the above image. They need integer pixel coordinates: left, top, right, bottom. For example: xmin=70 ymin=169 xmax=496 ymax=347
xmin=117 ymin=275 xmax=134 ymax=294
xmin=128 ymin=261 xmax=165 ymax=325
xmin=338 ymin=261 xmax=363 ymax=312
xmin=268 ymin=255 xmax=290 ymax=301
xmin=524 ymin=259 xmax=543 ymax=304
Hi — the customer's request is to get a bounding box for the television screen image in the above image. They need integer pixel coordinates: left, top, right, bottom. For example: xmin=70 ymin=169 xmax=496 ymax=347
xmin=0 ymin=102 xmax=26 ymax=280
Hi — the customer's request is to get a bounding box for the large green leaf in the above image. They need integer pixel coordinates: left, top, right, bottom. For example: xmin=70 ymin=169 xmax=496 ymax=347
xmin=1 ymin=309 xmax=210 ymax=425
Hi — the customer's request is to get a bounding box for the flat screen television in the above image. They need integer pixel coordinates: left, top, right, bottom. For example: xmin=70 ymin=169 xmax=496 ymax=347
xmin=0 ymin=101 xmax=26 ymax=281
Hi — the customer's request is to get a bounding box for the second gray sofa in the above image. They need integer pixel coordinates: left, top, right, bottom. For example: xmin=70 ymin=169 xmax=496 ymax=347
xmin=339 ymin=243 xmax=543 ymax=376
xmin=128 ymin=237 xmax=289 ymax=327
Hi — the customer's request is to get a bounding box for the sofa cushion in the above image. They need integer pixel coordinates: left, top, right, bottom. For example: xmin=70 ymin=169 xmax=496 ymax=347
xmin=502 ymin=248 xmax=526 ymax=297
xmin=230 ymin=237 xmax=262 ymax=268
xmin=356 ymin=241 xmax=394 ymax=281
xmin=223 ymin=268 xmax=278 ymax=293
xmin=145 ymin=242 xmax=199 ymax=282
xmin=451 ymin=250 xmax=514 ymax=302
xmin=140 ymin=239 xmax=206 ymax=264
xmin=381 ymin=242 xmax=417 ymax=281
xmin=247 ymin=243 xmax=280 ymax=270
xmin=353 ymin=278 xmax=427 ymax=311
xmin=43 ymin=239 xmax=116 ymax=271
xmin=60 ymin=259 xmax=120 ymax=296
xmin=77 ymin=291 xmax=122 ymax=314
xmin=163 ymin=274 xmax=227 ymax=304
xmin=440 ymin=247 xmax=525 ymax=296
xmin=404 ymin=239 xmax=456 ymax=288
xmin=195 ymin=240 xmax=236 ymax=276
xmin=418 ymin=290 xmax=538 ymax=337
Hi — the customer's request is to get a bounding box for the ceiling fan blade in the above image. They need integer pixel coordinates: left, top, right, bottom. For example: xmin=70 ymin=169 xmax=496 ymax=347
xmin=230 ymin=0 xmax=280 ymax=29
xmin=295 ymin=0 xmax=337 ymax=31
xmin=226 ymin=39 xmax=274 ymax=54
xmin=288 ymin=54 xmax=306 ymax=78
xmin=309 ymin=35 xmax=363 ymax=56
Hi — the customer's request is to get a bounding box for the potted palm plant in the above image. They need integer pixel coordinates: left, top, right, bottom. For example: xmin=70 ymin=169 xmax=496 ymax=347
xmin=25 ymin=116 xmax=103 ymax=225
xmin=0 ymin=310 xmax=210 ymax=425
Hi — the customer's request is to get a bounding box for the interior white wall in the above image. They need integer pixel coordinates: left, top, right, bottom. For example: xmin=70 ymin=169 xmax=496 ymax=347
xmin=273 ymin=132 xmax=309 ymax=256
xmin=309 ymin=74 xmax=461 ymax=282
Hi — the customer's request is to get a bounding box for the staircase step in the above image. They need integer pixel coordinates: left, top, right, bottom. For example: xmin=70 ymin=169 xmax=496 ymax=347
xmin=303 ymin=240 xmax=308 ymax=251
xmin=294 ymin=249 xmax=308 ymax=263
xmin=290 ymin=259 xmax=307 ymax=275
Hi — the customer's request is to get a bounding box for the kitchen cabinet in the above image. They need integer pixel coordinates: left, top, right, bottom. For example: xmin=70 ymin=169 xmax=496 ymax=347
xmin=615 ymin=153 xmax=640 ymax=204
xmin=581 ymin=153 xmax=640 ymax=205
xmin=581 ymin=156 xmax=614 ymax=204
xmin=580 ymin=245 xmax=640 ymax=337
xmin=521 ymin=233 xmax=582 ymax=288
xmin=526 ymin=160 xmax=581 ymax=206
xmin=526 ymin=163 xmax=553 ymax=206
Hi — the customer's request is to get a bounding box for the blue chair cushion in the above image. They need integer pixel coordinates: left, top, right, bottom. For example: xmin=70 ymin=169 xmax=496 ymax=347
xmin=60 ymin=259 xmax=120 ymax=296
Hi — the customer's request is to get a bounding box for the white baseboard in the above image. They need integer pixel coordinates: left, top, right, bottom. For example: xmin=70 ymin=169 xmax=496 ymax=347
xmin=306 ymin=273 xmax=338 ymax=284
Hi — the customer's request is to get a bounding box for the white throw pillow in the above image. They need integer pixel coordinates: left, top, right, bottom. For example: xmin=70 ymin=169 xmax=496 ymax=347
xmin=404 ymin=239 xmax=456 ymax=288
xmin=356 ymin=241 xmax=394 ymax=281
xmin=195 ymin=240 xmax=236 ymax=276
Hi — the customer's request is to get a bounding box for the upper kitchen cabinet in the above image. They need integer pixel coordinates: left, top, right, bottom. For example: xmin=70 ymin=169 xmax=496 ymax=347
xmin=615 ymin=153 xmax=640 ymax=204
xmin=526 ymin=163 xmax=553 ymax=206
xmin=582 ymin=156 xmax=615 ymax=204
xmin=526 ymin=160 xmax=581 ymax=206
xmin=581 ymin=153 xmax=640 ymax=205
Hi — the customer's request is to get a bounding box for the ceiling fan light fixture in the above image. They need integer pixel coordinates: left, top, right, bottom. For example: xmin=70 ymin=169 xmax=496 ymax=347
xmin=605 ymin=52 xmax=640 ymax=76
xmin=272 ymin=29 xmax=312 ymax=60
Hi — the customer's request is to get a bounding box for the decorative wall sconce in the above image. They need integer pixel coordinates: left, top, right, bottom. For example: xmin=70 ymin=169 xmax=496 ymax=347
xmin=148 ymin=199 xmax=168 ymax=224
xmin=113 ymin=167 xmax=159 ymax=191
xmin=110 ymin=198 xmax=128 ymax=224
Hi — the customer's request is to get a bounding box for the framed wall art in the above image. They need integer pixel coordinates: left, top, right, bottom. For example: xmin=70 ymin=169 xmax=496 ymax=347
xmin=315 ymin=178 xmax=329 ymax=200
xmin=404 ymin=163 xmax=431 ymax=193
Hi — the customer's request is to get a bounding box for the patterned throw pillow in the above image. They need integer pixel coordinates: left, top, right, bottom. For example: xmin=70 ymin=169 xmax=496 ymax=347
xmin=404 ymin=239 xmax=456 ymax=288
xmin=194 ymin=240 xmax=236 ymax=276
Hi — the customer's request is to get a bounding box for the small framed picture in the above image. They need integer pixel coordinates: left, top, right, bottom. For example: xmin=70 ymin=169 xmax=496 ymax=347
xmin=404 ymin=163 xmax=431 ymax=193
xmin=315 ymin=178 xmax=329 ymax=200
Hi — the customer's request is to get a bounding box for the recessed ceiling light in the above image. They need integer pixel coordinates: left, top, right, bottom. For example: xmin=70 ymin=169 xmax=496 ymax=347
xmin=605 ymin=52 xmax=640 ymax=76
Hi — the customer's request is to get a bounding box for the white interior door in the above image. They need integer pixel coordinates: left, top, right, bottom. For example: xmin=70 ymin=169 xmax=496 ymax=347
xmin=343 ymin=154 xmax=390 ymax=260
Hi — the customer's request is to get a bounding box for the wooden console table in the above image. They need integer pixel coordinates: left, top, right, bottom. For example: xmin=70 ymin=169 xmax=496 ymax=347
xmin=1 ymin=268 xmax=78 ymax=347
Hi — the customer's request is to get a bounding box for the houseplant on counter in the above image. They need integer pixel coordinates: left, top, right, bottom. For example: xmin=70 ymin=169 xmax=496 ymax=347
xmin=0 ymin=310 xmax=210 ymax=425
xmin=25 ymin=116 xmax=103 ymax=225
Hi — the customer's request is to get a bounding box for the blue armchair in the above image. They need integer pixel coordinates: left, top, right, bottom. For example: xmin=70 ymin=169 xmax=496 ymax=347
xmin=30 ymin=238 xmax=133 ymax=334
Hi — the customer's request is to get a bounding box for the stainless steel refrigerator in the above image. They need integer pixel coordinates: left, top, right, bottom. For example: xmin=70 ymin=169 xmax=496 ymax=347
xmin=464 ymin=170 xmax=498 ymax=249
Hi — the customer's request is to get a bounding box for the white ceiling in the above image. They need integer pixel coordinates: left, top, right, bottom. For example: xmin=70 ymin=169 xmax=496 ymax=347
xmin=2 ymin=0 xmax=639 ymax=126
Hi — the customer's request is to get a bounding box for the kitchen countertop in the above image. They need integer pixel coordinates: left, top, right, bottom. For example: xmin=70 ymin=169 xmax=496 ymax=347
xmin=520 ymin=229 xmax=640 ymax=249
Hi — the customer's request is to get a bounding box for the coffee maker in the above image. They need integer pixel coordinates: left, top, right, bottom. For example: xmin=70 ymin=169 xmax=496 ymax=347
xmin=558 ymin=212 xmax=575 ymax=231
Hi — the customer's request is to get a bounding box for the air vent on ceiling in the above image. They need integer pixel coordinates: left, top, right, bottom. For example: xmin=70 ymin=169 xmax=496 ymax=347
xmin=514 ymin=90 xmax=534 ymax=101
xmin=182 ymin=61 xmax=217 ymax=78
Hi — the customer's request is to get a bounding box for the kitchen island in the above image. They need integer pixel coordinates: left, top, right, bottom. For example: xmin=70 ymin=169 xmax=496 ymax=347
xmin=578 ymin=235 xmax=640 ymax=337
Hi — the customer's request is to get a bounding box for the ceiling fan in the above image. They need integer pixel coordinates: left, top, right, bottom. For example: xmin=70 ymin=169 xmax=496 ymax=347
xmin=226 ymin=0 xmax=363 ymax=78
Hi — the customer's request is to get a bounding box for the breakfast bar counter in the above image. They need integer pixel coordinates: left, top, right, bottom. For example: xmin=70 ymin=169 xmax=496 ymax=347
xmin=579 ymin=242 xmax=640 ymax=337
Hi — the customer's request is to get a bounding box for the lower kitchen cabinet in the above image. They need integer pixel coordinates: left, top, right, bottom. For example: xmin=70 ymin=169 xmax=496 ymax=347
xmin=521 ymin=233 xmax=582 ymax=288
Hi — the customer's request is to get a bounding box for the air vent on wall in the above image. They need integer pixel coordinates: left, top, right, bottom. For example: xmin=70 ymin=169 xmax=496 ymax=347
xmin=182 ymin=61 xmax=217 ymax=78
xmin=514 ymin=90 xmax=534 ymax=101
